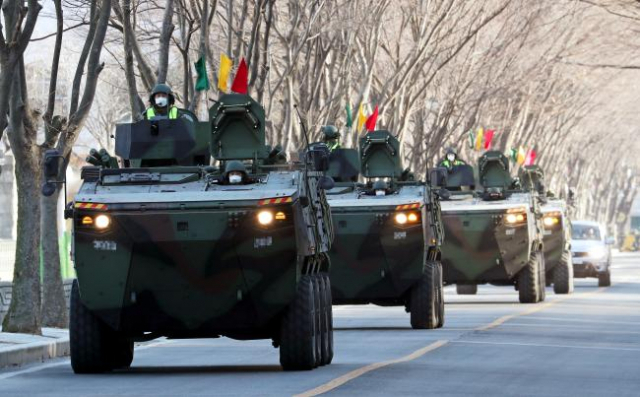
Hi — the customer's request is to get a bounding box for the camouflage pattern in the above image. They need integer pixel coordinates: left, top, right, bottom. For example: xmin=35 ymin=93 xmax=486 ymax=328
xmin=540 ymin=199 xmax=571 ymax=272
xmin=71 ymin=93 xmax=333 ymax=341
xmin=325 ymin=131 xmax=443 ymax=306
xmin=440 ymin=152 xmax=544 ymax=289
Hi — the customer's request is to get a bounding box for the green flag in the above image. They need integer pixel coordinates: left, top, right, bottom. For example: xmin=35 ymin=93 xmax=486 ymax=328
xmin=345 ymin=104 xmax=353 ymax=128
xmin=467 ymin=130 xmax=475 ymax=149
xmin=194 ymin=56 xmax=210 ymax=91
xmin=510 ymin=147 xmax=518 ymax=162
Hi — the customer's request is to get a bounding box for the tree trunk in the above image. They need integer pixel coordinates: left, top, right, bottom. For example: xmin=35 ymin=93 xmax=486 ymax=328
xmin=40 ymin=189 xmax=67 ymax=328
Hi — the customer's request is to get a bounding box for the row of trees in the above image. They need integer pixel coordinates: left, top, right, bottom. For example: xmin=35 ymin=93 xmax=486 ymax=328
xmin=1 ymin=0 xmax=638 ymax=334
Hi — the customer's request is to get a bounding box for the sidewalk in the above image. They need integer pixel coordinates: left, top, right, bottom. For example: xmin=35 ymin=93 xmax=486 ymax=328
xmin=0 ymin=327 xmax=69 ymax=369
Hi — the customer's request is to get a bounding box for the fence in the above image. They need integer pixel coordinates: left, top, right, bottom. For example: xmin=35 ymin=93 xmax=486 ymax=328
xmin=0 ymin=232 xmax=75 ymax=282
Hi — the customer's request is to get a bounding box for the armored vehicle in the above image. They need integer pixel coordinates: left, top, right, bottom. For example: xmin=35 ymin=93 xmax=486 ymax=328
xmin=519 ymin=165 xmax=573 ymax=294
xmin=45 ymin=93 xmax=335 ymax=372
xmin=325 ymin=130 xmax=445 ymax=329
xmin=439 ymin=151 xmax=546 ymax=303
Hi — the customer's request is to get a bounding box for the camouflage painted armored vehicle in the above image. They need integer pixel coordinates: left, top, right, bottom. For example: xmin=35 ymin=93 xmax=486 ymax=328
xmin=46 ymin=93 xmax=335 ymax=372
xmin=325 ymin=130 xmax=445 ymax=329
xmin=519 ymin=165 xmax=573 ymax=294
xmin=439 ymin=151 xmax=546 ymax=303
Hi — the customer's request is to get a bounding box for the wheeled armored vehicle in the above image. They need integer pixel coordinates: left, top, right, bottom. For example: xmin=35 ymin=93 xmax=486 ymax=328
xmin=519 ymin=165 xmax=573 ymax=294
xmin=324 ymin=130 xmax=445 ymax=329
xmin=439 ymin=151 xmax=546 ymax=303
xmin=44 ymin=93 xmax=335 ymax=372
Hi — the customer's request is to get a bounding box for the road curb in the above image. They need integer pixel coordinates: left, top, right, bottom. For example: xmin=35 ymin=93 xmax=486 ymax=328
xmin=0 ymin=337 xmax=70 ymax=369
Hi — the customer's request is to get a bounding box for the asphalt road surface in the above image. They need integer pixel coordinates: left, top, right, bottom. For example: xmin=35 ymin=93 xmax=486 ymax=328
xmin=2 ymin=252 xmax=639 ymax=396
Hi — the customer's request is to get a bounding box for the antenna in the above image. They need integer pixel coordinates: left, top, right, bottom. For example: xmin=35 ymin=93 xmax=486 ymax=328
xmin=293 ymin=104 xmax=311 ymax=149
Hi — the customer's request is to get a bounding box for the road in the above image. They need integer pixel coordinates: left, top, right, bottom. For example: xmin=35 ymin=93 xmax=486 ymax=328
xmin=1 ymin=252 xmax=639 ymax=396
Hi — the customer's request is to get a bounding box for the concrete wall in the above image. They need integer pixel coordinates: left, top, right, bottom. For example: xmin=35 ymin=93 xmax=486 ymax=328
xmin=0 ymin=279 xmax=74 ymax=324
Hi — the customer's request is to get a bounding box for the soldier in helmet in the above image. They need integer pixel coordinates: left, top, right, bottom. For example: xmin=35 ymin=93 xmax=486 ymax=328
xmin=439 ymin=147 xmax=467 ymax=171
xmin=321 ymin=125 xmax=341 ymax=152
xmin=224 ymin=160 xmax=249 ymax=185
xmin=144 ymin=83 xmax=180 ymax=120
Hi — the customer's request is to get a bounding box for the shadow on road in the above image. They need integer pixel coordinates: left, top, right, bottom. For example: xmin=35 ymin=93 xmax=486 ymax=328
xmin=114 ymin=364 xmax=283 ymax=375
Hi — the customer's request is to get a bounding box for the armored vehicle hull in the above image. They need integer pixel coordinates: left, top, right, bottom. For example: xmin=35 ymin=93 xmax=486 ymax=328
xmin=541 ymin=200 xmax=573 ymax=294
xmin=324 ymin=132 xmax=444 ymax=330
xmin=63 ymin=93 xmax=335 ymax=373
xmin=441 ymin=193 xmax=545 ymax=303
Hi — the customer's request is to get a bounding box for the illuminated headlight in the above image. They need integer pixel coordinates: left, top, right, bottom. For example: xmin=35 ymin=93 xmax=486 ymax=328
xmin=94 ymin=214 xmax=111 ymax=229
xmin=257 ymin=210 xmax=274 ymax=225
xmin=394 ymin=212 xmax=420 ymax=225
xmin=505 ymin=213 xmax=526 ymax=224
xmin=395 ymin=213 xmax=408 ymax=225
xmin=588 ymin=246 xmax=606 ymax=259
xmin=543 ymin=216 xmax=559 ymax=227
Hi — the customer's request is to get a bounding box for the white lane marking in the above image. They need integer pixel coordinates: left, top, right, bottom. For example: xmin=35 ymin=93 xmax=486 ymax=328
xmin=499 ymin=323 xmax=640 ymax=335
xmin=515 ymin=316 xmax=640 ymax=326
xmin=451 ymin=339 xmax=640 ymax=352
xmin=293 ymin=340 xmax=448 ymax=397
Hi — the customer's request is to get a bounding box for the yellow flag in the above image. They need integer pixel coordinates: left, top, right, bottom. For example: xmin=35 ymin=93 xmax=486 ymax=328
xmin=517 ymin=146 xmax=526 ymax=165
xmin=357 ymin=104 xmax=367 ymax=131
xmin=475 ymin=127 xmax=484 ymax=151
xmin=218 ymin=53 xmax=233 ymax=92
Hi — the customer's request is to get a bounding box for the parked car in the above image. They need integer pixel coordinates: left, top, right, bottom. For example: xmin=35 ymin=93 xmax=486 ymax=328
xmin=571 ymin=221 xmax=613 ymax=287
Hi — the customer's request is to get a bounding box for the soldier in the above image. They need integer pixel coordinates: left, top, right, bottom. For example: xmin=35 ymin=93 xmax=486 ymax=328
xmin=321 ymin=125 xmax=341 ymax=152
xmin=439 ymin=147 xmax=467 ymax=170
xmin=224 ymin=160 xmax=249 ymax=184
xmin=144 ymin=84 xmax=180 ymax=120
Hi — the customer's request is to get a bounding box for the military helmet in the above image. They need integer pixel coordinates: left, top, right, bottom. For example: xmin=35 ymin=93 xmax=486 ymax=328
xmin=445 ymin=147 xmax=458 ymax=156
xmin=224 ymin=160 xmax=247 ymax=176
xmin=149 ymin=83 xmax=175 ymax=104
xmin=372 ymin=180 xmax=388 ymax=191
xmin=321 ymin=125 xmax=340 ymax=140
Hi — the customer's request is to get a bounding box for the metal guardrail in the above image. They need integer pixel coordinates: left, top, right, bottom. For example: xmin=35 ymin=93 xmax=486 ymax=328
xmin=0 ymin=279 xmax=74 ymax=324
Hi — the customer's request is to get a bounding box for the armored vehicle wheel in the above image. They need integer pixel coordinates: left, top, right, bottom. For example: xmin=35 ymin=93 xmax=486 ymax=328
xmin=311 ymin=276 xmax=322 ymax=368
xmin=409 ymin=261 xmax=439 ymax=329
xmin=598 ymin=269 xmax=612 ymax=287
xmin=456 ymin=284 xmax=477 ymax=295
xmin=70 ymin=280 xmax=133 ymax=373
xmin=537 ymin=256 xmax=547 ymax=302
xmin=553 ymin=252 xmax=574 ymax=294
xmin=280 ymin=275 xmax=317 ymax=371
xmin=518 ymin=251 xmax=542 ymax=304
xmin=435 ymin=263 xmax=445 ymax=328
xmin=321 ymin=273 xmax=334 ymax=365
xmin=317 ymin=274 xmax=333 ymax=366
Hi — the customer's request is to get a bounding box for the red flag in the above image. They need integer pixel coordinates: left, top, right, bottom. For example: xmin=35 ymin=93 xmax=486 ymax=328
xmin=484 ymin=129 xmax=495 ymax=149
xmin=365 ymin=105 xmax=379 ymax=132
xmin=524 ymin=149 xmax=536 ymax=166
xmin=231 ymin=58 xmax=248 ymax=94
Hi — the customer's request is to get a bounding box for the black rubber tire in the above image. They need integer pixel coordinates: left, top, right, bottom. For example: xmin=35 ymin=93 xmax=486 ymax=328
xmin=280 ymin=275 xmax=317 ymax=371
xmin=311 ymin=276 xmax=322 ymax=368
xmin=598 ymin=269 xmax=612 ymax=287
xmin=435 ymin=262 xmax=445 ymax=328
xmin=70 ymin=280 xmax=132 ymax=373
xmin=553 ymin=251 xmax=574 ymax=294
xmin=518 ymin=251 xmax=541 ymax=304
xmin=410 ymin=261 xmax=438 ymax=329
xmin=322 ymin=273 xmax=334 ymax=365
xmin=538 ymin=253 xmax=546 ymax=302
xmin=456 ymin=284 xmax=477 ymax=295
xmin=317 ymin=275 xmax=330 ymax=366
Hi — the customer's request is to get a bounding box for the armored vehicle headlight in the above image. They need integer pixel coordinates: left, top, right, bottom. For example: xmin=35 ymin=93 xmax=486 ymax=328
xmin=395 ymin=213 xmax=408 ymax=225
xmin=408 ymin=212 xmax=419 ymax=223
xmin=81 ymin=216 xmax=93 ymax=225
xmin=94 ymin=214 xmax=111 ymax=229
xmin=257 ymin=210 xmax=274 ymax=225
xmin=543 ymin=216 xmax=559 ymax=227
xmin=505 ymin=213 xmax=526 ymax=224
xmin=275 ymin=211 xmax=287 ymax=220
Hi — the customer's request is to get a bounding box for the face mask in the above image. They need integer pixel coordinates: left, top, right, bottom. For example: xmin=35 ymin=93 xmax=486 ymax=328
xmin=447 ymin=154 xmax=455 ymax=161
xmin=375 ymin=190 xmax=385 ymax=196
xmin=155 ymin=96 xmax=168 ymax=107
xmin=229 ymin=175 xmax=242 ymax=184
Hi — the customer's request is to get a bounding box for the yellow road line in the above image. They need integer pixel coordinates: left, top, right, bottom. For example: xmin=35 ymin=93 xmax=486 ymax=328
xmin=293 ymin=340 xmax=449 ymax=397
xmin=296 ymin=286 xmax=608 ymax=396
